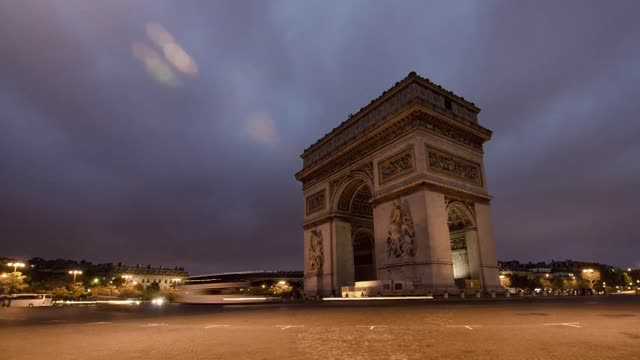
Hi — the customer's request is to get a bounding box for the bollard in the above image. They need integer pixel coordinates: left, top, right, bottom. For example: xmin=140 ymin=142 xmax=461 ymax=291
xmin=460 ymin=291 xmax=465 ymax=299
xmin=475 ymin=290 xmax=481 ymax=298
xmin=443 ymin=291 xmax=449 ymax=299
xmin=490 ymin=290 xmax=496 ymax=298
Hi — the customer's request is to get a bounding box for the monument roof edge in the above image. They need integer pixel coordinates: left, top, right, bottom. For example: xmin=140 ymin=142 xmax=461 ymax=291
xmin=301 ymin=72 xmax=481 ymax=158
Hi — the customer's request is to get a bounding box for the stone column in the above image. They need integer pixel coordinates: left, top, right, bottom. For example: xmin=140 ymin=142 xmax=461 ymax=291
xmin=474 ymin=202 xmax=502 ymax=291
xmin=423 ymin=190 xmax=457 ymax=293
xmin=332 ymin=218 xmax=354 ymax=294
xmin=465 ymin=229 xmax=482 ymax=282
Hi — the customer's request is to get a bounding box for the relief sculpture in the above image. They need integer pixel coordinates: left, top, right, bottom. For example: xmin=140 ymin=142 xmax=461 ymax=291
xmin=378 ymin=148 xmax=415 ymax=184
xmin=306 ymin=190 xmax=326 ymax=215
xmin=427 ymin=146 xmax=482 ymax=185
xmin=386 ymin=203 xmax=416 ymax=258
xmin=308 ymin=230 xmax=324 ymax=273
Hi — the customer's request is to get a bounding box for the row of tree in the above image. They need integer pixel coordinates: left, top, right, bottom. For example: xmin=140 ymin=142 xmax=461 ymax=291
xmin=0 ymin=271 xmax=177 ymax=301
xmin=502 ymin=267 xmax=636 ymax=292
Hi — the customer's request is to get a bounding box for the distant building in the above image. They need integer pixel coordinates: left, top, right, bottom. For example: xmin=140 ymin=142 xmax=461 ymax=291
xmin=91 ymin=263 xmax=188 ymax=289
xmin=21 ymin=258 xmax=188 ymax=289
xmin=498 ymin=259 xmax=617 ymax=280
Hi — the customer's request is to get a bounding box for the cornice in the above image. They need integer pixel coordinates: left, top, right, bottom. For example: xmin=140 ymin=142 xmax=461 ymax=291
xmin=301 ymin=72 xmax=484 ymax=168
xmin=296 ymin=107 xmax=489 ymax=188
xmin=370 ymin=178 xmax=492 ymax=206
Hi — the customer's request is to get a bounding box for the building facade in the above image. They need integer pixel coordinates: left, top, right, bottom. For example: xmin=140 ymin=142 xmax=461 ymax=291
xmin=92 ymin=263 xmax=188 ymax=289
xmin=296 ymin=72 xmax=501 ymax=297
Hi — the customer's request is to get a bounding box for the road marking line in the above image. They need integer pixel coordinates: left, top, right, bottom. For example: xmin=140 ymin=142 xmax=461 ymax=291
xmin=41 ymin=320 xmax=65 ymax=323
xmin=276 ymin=325 xmax=304 ymax=330
xmin=0 ymin=317 xmax=25 ymax=321
xmin=85 ymin=322 xmax=112 ymax=325
xmin=446 ymin=325 xmax=480 ymax=330
xmin=544 ymin=322 xmax=582 ymax=328
xmin=204 ymin=324 xmax=230 ymax=329
xmin=141 ymin=323 xmax=168 ymax=328
xmin=356 ymin=325 xmax=388 ymax=330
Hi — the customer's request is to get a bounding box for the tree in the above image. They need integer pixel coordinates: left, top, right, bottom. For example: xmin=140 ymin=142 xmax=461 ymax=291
xmin=535 ymin=276 xmax=552 ymax=290
xmin=0 ymin=272 xmax=29 ymax=294
xmin=581 ymin=269 xmax=601 ymax=288
xmin=51 ymin=286 xmax=71 ymax=299
xmin=119 ymin=285 xmax=142 ymax=299
xmin=271 ymin=282 xmax=293 ymax=297
xmin=510 ymin=274 xmax=535 ymax=290
xmin=69 ymin=283 xmax=86 ymax=299
xmin=90 ymin=285 xmax=118 ymax=297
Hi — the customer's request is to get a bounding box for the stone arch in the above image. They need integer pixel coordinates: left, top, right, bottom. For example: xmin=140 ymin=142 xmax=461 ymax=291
xmin=331 ymin=177 xmax=376 ymax=286
xmin=447 ymin=201 xmax=480 ymax=289
xmin=446 ymin=202 xmax=475 ymax=230
xmin=329 ymin=166 xmax=374 ymax=212
xmin=352 ymin=228 xmax=376 ymax=282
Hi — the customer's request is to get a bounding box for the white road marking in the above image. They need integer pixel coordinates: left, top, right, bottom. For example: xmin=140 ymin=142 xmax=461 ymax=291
xmin=276 ymin=325 xmax=304 ymax=330
xmin=141 ymin=323 xmax=168 ymax=328
xmin=0 ymin=317 xmax=25 ymax=321
xmin=356 ymin=325 xmax=388 ymax=330
xmin=544 ymin=322 xmax=582 ymax=328
xmin=84 ymin=322 xmax=112 ymax=326
xmin=446 ymin=325 xmax=480 ymax=330
xmin=41 ymin=320 xmax=65 ymax=323
xmin=204 ymin=324 xmax=230 ymax=329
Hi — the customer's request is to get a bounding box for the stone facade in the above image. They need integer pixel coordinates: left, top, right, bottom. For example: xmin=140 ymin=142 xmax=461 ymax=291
xmin=296 ymin=72 xmax=501 ymax=297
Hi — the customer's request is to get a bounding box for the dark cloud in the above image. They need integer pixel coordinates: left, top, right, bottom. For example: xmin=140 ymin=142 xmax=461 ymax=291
xmin=0 ymin=1 xmax=638 ymax=274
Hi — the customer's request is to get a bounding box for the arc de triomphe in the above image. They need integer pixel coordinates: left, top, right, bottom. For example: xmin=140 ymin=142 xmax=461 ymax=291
xmin=296 ymin=72 xmax=501 ymax=297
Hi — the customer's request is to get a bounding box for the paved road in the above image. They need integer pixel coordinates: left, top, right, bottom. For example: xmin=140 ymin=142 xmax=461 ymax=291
xmin=1 ymin=296 xmax=639 ymax=360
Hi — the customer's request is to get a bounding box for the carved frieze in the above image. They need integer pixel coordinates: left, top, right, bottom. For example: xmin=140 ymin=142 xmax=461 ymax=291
xmin=386 ymin=203 xmax=416 ymax=259
xmin=450 ymin=233 xmax=467 ymax=251
xmin=426 ymin=146 xmax=482 ymax=185
xmin=299 ymin=111 xmax=486 ymax=190
xmin=308 ymin=230 xmax=324 ymax=273
xmin=378 ymin=147 xmax=415 ymax=185
xmin=305 ymin=190 xmax=326 ymax=215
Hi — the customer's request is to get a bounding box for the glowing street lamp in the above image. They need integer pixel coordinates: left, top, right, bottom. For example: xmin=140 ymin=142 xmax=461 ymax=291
xmin=7 ymin=262 xmax=25 ymax=273
xmin=68 ymin=270 xmax=83 ymax=283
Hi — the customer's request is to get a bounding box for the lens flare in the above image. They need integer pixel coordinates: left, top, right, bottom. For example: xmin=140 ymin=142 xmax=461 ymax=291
xmin=132 ymin=42 xmax=180 ymax=87
xmin=145 ymin=22 xmax=198 ymax=77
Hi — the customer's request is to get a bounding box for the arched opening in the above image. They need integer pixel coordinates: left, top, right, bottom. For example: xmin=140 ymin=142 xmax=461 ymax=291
xmin=336 ymin=179 xmax=376 ymax=283
xmin=447 ymin=204 xmax=480 ymax=290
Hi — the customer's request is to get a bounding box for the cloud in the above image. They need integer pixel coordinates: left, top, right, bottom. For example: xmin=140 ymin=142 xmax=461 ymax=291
xmin=0 ymin=0 xmax=639 ymax=273
xmin=245 ymin=112 xmax=278 ymax=144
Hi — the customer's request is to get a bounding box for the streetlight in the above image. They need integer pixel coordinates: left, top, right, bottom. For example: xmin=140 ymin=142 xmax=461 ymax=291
xmin=7 ymin=262 xmax=25 ymax=273
xmin=582 ymin=269 xmax=595 ymax=289
xmin=68 ymin=270 xmax=83 ymax=283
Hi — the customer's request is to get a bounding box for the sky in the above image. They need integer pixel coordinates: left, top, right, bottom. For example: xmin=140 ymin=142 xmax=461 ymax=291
xmin=1 ymin=1 xmax=639 ymax=275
